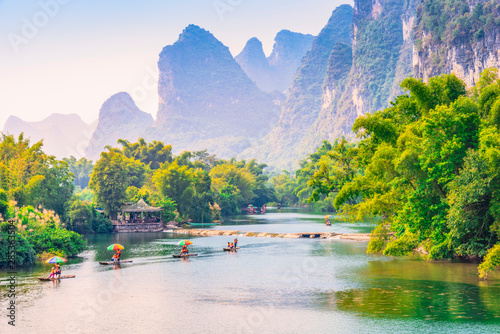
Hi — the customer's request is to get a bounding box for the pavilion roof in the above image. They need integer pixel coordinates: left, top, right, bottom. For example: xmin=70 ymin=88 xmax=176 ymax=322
xmin=122 ymin=198 xmax=162 ymax=212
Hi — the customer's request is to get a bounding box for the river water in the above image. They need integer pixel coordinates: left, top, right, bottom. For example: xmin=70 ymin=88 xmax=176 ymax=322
xmin=1 ymin=208 xmax=499 ymax=333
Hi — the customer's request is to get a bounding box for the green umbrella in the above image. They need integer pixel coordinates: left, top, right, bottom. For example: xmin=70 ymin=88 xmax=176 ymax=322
xmin=178 ymin=240 xmax=193 ymax=246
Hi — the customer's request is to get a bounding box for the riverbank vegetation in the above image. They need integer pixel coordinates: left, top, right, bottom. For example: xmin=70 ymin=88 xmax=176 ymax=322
xmin=0 ymin=135 xmax=87 ymax=267
xmin=296 ymin=69 xmax=500 ymax=277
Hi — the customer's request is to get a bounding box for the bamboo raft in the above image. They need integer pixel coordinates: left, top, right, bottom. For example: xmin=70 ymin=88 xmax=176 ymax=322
xmin=99 ymin=260 xmax=133 ymax=265
xmin=172 ymin=253 xmax=198 ymax=258
xmin=38 ymin=275 xmax=75 ymax=281
xmin=223 ymin=247 xmax=240 ymax=251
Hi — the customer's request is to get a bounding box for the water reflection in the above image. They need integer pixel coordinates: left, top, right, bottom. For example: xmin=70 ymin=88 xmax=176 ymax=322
xmin=2 ymin=209 xmax=499 ymax=333
xmin=322 ymin=278 xmax=500 ymax=321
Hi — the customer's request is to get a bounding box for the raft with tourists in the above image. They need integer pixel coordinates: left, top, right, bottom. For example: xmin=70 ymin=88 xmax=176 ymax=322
xmin=99 ymin=260 xmax=133 ymax=265
xmin=38 ymin=275 xmax=75 ymax=281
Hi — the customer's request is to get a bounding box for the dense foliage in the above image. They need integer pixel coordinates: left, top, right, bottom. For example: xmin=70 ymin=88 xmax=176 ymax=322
xmin=268 ymin=139 xmax=359 ymax=211
xmin=0 ymin=221 xmax=36 ymax=268
xmin=0 ymin=204 xmax=85 ymax=268
xmin=89 ymin=140 xmax=277 ymax=223
xmin=296 ymin=70 xmax=500 ymax=277
xmin=0 ymin=134 xmax=104 ymax=267
xmin=0 ymin=134 xmax=75 ymax=219
xmin=64 ymin=156 xmax=94 ymax=189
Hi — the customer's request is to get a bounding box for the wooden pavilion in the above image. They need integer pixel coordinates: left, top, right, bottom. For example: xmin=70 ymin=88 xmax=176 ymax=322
xmin=112 ymin=199 xmax=164 ymax=232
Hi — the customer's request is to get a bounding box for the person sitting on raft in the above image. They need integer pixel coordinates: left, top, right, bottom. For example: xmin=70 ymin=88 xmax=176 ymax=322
xmin=48 ymin=266 xmax=57 ymax=279
xmin=116 ymin=249 xmax=121 ymax=261
xmin=227 ymin=242 xmax=231 ymax=249
xmin=230 ymin=242 xmax=235 ymax=250
xmin=181 ymin=245 xmax=189 ymax=255
xmin=55 ymin=264 xmax=61 ymax=279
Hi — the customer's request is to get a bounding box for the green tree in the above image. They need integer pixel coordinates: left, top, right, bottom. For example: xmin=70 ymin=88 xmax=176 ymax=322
xmin=153 ymin=161 xmax=195 ymax=217
xmin=89 ymin=151 xmax=128 ymax=219
xmin=270 ymin=171 xmax=299 ymax=207
xmin=447 ymin=150 xmax=498 ymax=257
xmin=117 ymin=138 xmax=173 ymax=170
xmin=158 ymin=197 xmax=177 ymax=222
xmin=67 ymin=199 xmax=93 ymax=234
xmin=210 ymin=162 xmax=256 ymax=208
xmin=63 ymin=156 xmax=94 ymax=188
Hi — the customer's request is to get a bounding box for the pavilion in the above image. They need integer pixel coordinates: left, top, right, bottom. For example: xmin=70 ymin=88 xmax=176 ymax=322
xmin=113 ymin=199 xmax=164 ymax=232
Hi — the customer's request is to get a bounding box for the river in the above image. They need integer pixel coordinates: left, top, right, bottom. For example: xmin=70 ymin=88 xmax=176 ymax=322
xmin=1 ymin=208 xmax=499 ymax=333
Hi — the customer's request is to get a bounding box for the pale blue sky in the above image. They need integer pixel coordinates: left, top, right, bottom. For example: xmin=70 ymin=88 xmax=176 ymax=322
xmin=0 ymin=0 xmax=352 ymax=127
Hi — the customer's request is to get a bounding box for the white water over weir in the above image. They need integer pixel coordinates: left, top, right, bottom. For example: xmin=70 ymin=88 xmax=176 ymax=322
xmin=170 ymin=228 xmax=372 ymax=241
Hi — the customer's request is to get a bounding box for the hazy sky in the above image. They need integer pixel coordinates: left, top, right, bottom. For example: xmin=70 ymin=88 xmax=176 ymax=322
xmin=0 ymin=0 xmax=352 ymax=128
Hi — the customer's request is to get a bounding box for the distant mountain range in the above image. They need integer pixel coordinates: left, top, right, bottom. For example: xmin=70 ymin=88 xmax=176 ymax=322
xmin=2 ymin=113 xmax=96 ymax=159
xmin=4 ymin=0 xmax=500 ymax=168
xmin=235 ymin=30 xmax=314 ymax=93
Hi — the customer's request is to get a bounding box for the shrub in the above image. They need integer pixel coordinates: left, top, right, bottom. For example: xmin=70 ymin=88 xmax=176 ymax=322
xmin=478 ymin=244 xmax=500 ymax=279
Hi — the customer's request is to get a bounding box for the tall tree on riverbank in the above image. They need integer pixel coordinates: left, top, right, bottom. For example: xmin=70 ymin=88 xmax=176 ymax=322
xmin=89 ymin=151 xmax=128 ymax=219
xmin=64 ymin=156 xmax=94 ymax=189
xmin=153 ymin=161 xmax=196 ymax=217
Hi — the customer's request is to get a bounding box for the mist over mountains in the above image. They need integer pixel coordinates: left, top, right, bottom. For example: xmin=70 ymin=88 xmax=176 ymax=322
xmin=235 ymin=30 xmax=314 ymax=93
xmin=85 ymin=92 xmax=154 ymax=161
xmin=4 ymin=0 xmax=500 ymax=168
xmin=2 ymin=114 xmax=96 ymax=159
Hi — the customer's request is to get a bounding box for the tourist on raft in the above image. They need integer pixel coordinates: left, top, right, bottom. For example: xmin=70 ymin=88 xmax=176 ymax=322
xmin=111 ymin=249 xmax=121 ymax=262
xmin=48 ymin=266 xmax=57 ymax=279
xmin=181 ymin=245 xmax=189 ymax=255
xmin=55 ymin=263 xmax=61 ymax=279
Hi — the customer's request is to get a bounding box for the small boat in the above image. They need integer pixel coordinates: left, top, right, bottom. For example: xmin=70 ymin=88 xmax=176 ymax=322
xmin=223 ymin=247 xmax=240 ymax=251
xmin=99 ymin=260 xmax=133 ymax=265
xmin=38 ymin=275 xmax=75 ymax=281
xmin=188 ymin=222 xmax=219 ymax=227
xmin=172 ymin=253 xmax=198 ymax=258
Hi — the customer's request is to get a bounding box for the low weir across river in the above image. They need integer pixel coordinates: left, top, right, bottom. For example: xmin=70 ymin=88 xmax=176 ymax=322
xmin=172 ymin=228 xmax=372 ymax=241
